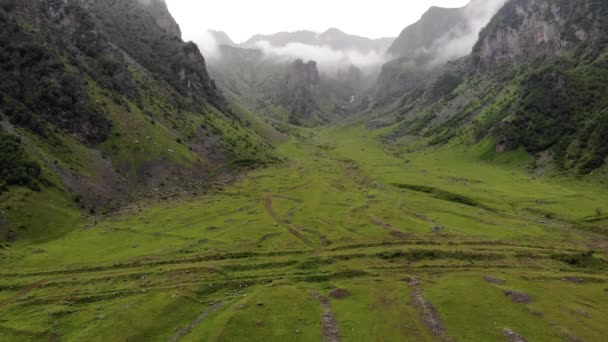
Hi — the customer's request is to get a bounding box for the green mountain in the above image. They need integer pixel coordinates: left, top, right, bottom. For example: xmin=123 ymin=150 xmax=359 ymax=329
xmin=1 ymin=1 xmax=608 ymax=341
xmin=0 ymin=0 xmax=275 ymax=242
xmin=373 ymin=0 xmax=608 ymax=174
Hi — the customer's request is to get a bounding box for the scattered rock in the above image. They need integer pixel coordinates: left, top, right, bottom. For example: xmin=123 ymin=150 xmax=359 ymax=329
xmin=404 ymin=277 xmax=420 ymax=287
xmin=256 ymin=302 xmax=264 ymax=307
xmin=328 ymin=288 xmax=349 ymax=299
xmin=295 ymin=329 xmax=301 ymax=334
xmin=432 ymin=226 xmax=443 ymax=232
xmin=502 ymin=328 xmax=528 ymax=342
xmin=206 ymin=226 xmax=220 ymax=231
xmin=484 ymin=275 xmax=507 ymax=285
xmin=503 ymin=290 xmax=534 ymax=304
xmin=255 ymin=320 xmax=263 ymax=327
xmin=562 ymin=277 xmax=584 ymax=284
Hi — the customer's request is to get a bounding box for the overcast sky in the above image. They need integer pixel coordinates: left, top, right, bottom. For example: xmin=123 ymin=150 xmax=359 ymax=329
xmin=165 ymin=0 xmax=471 ymax=43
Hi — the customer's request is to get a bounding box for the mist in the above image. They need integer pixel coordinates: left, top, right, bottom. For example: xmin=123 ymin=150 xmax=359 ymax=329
xmin=253 ymin=41 xmax=388 ymax=75
xmin=428 ymin=0 xmax=508 ymax=65
xmin=193 ymin=31 xmax=222 ymax=59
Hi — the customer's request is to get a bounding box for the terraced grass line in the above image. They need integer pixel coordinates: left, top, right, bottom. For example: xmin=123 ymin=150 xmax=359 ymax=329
xmin=169 ymin=302 xmax=228 ymax=342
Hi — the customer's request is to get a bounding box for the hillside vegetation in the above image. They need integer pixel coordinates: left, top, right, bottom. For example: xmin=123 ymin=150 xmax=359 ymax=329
xmin=1 ymin=0 xmax=608 ymax=341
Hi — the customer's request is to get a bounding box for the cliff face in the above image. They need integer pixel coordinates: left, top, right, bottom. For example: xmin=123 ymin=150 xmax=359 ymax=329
xmin=278 ymin=59 xmax=321 ymax=125
xmin=471 ymin=0 xmax=608 ymax=72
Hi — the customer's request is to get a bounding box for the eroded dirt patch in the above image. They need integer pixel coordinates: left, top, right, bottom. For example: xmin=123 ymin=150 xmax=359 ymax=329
xmin=484 ymin=275 xmax=507 ymax=285
xmin=310 ymin=290 xmax=341 ymax=342
xmin=503 ymin=290 xmax=534 ymax=304
xmin=408 ymin=277 xmax=455 ymax=341
xmin=328 ymin=288 xmax=349 ymax=299
xmin=502 ymin=328 xmax=528 ymax=342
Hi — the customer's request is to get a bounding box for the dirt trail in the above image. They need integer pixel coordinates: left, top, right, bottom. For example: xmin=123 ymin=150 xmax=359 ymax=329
xmin=264 ymin=196 xmax=313 ymax=247
xmin=407 ymin=278 xmax=455 ymax=342
xmin=169 ymin=301 xmax=227 ymax=342
xmin=310 ymin=290 xmax=341 ymax=342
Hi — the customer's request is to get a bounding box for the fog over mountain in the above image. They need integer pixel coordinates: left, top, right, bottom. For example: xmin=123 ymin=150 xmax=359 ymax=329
xmin=194 ymin=0 xmax=506 ymax=77
xmin=388 ymin=0 xmax=508 ymax=66
xmin=199 ymin=28 xmax=394 ymax=76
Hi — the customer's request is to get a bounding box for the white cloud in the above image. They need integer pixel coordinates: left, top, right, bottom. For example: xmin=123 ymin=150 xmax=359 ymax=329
xmin=253 ymin=41 xmax=388 ymax=75
xmin=192 ymin=31 xmax=222 ymax=59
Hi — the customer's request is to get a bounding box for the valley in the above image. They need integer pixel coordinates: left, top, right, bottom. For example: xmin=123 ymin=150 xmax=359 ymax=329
xmin=1 ymin=125 xmax=607 ymax=341
xmin=2 ymin=0 xmax=608 ymax=340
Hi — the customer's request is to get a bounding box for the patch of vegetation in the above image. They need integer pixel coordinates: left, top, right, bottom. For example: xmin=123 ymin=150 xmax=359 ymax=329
xmin=551 ymin=251 xmax=607 ymax=269
xmin=390 ymin=183 xmax=481 ymax=207
xmin=0 ymin=131 xmax=43 ymax=192
xmin=377 ymin=249 xmax=504 ymax=261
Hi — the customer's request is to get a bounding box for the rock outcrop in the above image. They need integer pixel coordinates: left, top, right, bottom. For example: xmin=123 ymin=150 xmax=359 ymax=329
xmin=471 ymin=0 xmax=607 ymax=72
xmin=278 ymin=59 xmax=321 ymax=125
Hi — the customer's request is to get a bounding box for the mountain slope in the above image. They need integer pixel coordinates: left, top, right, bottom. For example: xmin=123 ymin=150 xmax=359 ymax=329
xmin=373 ymin=0 xmax=608 ymax=174
xmin=0 ymin=0 xmax=275 ymax=242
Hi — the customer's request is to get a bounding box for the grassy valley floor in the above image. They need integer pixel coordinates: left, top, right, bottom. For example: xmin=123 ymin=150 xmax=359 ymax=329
xmin=0 ymin=125 xmax=607 ymax=341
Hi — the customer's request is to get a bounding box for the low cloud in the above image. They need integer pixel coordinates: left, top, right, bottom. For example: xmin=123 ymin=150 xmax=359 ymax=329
xmin=193 ymin=31 xmax=222 ymax=59
xmin=428 ymin=0 xmax=508 ymax=65
xmin=254 ymin=41 xmax=388 ymax=75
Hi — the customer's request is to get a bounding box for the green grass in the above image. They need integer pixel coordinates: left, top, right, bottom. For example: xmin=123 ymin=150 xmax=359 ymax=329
xmin=0 ymin=124 xmax=607 ymax=341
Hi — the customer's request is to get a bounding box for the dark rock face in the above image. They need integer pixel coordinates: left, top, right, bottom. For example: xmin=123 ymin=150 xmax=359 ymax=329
xmin=0 ymin=0 xmax=113 ymax=144
xmin=471 ymin=0 xmax=608 ymax=73
xmin=143 ymin=0 xmax=182 ymax=38
xmin=175 ymin=42 xmax=226 ymax=109
xmin=277 ymin=59 xmax=321 ymax=125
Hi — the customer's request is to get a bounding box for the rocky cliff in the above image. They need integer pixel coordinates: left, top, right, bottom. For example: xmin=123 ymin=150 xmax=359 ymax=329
xmin=278 ymin=59 xmax=321 ymax=125
xmin=471 ymin=0 xmax=608 ymax=72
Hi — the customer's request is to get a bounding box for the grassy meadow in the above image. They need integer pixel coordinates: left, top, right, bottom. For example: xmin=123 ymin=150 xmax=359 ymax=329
xmin=0 ymin=125 xmax=607 ymax=341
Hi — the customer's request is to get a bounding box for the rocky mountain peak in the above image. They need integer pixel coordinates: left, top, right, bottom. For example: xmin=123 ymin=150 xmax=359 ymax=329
xmin=141 ymin=0 xmax=182 ymax=38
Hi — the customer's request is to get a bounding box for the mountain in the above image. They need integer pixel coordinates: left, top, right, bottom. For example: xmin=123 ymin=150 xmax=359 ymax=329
xmin=207 ymin=28 xmax=382 ymax=127
xmin=208 ymin=45 xmax=359 ymax=127
xmin=244 ymin=28 xmax=394 ymax=53
xmin=387 ymin=6 xmax=470 ymax=59
xmin=372 ymin=0 xmax=504 ymax=117
xmin=386 ymin=0 xmax=507 ymax=62
xmin=208 ymin=29 xmax=238 ymax=46
xmin=0 ymin=0 xmax=275 ymax=242
xmin=371 ymin=0 xmax=608 ymax=174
